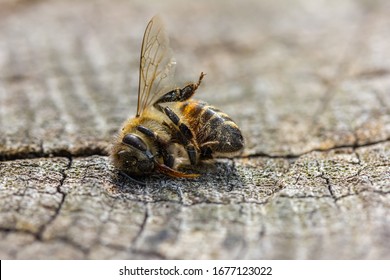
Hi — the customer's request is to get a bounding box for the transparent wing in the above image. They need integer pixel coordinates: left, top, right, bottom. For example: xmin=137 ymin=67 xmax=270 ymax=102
xmin=136 ymin=15 xmax=176 ymax=117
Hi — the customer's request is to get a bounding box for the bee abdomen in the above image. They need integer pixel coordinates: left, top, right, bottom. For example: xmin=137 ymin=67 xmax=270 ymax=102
xmin=179 ymin=101 xmax=244 ymax=153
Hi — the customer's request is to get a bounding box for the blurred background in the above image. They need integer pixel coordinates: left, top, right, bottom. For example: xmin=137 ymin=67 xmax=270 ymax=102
xmin=0 ymin=0 xmax=389 ymax=158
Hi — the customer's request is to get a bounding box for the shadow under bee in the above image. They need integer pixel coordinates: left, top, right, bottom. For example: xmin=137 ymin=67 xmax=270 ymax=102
xmin=109 ymin=159 xmax=244 ymax=202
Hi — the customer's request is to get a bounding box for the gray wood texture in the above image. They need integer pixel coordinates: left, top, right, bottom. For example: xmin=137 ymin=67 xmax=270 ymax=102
xmin=0 ymin=0 xmax=389 ymax=259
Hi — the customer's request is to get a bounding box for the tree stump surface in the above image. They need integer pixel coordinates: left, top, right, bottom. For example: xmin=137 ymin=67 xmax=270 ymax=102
xmin=0 ymin=0 xmax=389 ymax=259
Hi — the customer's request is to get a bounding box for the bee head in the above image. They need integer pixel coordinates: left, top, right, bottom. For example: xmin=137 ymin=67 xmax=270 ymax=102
xmin=113 ymin=133 xmax=155 ymax=175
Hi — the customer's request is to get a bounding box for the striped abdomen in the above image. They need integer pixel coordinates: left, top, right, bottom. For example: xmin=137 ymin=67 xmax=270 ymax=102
xmin=177 ymin=100 xmax=244 ymax=155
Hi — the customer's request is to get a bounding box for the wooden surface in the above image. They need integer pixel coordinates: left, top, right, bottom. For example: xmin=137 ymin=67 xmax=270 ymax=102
xmin=0 ymin=0 xmax=389 ymax=259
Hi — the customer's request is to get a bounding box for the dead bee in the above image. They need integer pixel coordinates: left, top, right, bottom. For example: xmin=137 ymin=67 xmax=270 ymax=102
xmin=111 ymin=15 xmax=244 ymax=178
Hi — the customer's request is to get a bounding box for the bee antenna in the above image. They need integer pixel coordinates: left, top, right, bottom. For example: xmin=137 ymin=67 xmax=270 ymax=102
xmin=119 ymin=171 xmax=146 ymax=186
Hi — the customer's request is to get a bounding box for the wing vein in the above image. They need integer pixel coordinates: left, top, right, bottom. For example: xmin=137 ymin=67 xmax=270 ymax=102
xmin=136 ymin=16 xmax=175 ymax=117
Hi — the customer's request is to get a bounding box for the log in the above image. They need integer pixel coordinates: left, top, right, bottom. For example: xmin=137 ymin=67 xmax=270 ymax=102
xmin=0 ymin=0 xmax=389 ymax=259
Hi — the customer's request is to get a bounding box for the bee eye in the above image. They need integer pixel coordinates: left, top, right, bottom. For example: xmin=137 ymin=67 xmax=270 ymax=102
xmin=117 ymin=151 xmax=137 ymax=166
xmin=122 ymin=133 xmax=147 ymax=151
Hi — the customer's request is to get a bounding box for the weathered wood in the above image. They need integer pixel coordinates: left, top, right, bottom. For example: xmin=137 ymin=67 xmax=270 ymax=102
xmin=0 ymin=0 xmax=389 ymax=259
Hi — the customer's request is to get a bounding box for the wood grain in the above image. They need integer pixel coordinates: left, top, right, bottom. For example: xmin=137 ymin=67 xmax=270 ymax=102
xmin=0 ymin=0 xmax=389 ymax=259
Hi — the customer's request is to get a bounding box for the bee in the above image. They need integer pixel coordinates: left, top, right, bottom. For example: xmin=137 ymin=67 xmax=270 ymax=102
xmin=111 ymin=15 xmax=244 ymax=178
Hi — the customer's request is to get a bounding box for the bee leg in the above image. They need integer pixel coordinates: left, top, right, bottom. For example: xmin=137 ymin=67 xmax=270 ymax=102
xmin=159 ymin=152 xmax=175 ymax=168
xmin=163 ymin=106 xmax=199 ymax=165
xmin=186 ymin=144 xmax=197 ymax=166
xmin=200 ymin=146 xmax=213 ymax=159
xmin=163 ymin=107 xmax=193 ymax=139
xmin=153 ymin=72 xmax=206 ymax=106
xmin=136 ymin=125 xmax=175 ymax=168
xmin=199 ymin=141 xmax=220 ymax=160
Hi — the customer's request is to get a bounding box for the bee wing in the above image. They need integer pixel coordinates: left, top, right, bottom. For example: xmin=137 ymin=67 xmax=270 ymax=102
xmin=136 ymin=15 xmax=176 ymax=117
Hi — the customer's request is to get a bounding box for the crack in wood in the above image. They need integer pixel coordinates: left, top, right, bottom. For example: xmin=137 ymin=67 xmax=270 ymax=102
xmin=130 ymin=203 xmax=149 ymax=246
xmin=0 ymin=146 xmax=108 ymax=161
xmin=129 ymin=249 xmax=166 ymax=260
xmin=1 ymin=136 xmax=389 ymax=163
xmin=36 ymin=157 xmax=72 ymax=241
